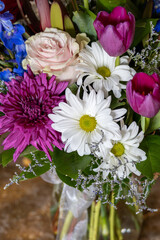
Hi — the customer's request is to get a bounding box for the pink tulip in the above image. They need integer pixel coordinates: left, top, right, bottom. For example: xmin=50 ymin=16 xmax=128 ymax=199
xmin=93 ymin=6 xmax=135 ymax=57
xmin=126 ymin=72 xmax=160 ymax=118
xmin=35 ymin=0 xmax=51 ymax=31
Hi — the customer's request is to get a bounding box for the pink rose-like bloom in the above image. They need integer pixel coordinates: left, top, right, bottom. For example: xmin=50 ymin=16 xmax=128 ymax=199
xmin=126 ymin=72 xmax=160 ymax=118
xmin=22 ymin=28 xmax=82 ymax=84
xmin=93 ymin=6 xmax=135 ymax=57
xmin=0 ymin=67 xmax=68 ymax=162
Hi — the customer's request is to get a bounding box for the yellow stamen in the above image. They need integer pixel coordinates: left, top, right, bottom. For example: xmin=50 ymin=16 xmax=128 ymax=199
xmin=79 ymin=115 xmax=97 ymax=132
xmin=97 ymin=66 xmax=111 ymax=78
xmin=111 ymin=142 xmax=125 ymax=157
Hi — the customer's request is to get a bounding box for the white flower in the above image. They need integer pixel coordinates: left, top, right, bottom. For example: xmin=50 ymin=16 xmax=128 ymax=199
xmin=94 ymin=122 xmax=146 ymax=179
xmin=49 ymin=88 xmax=126 ymax=156
xmin=77 ymin=41 xmax=136 ymax=98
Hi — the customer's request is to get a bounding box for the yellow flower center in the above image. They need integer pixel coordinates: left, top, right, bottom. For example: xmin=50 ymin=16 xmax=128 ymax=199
xmin=79 ymin=115 xmax=97 ymax=132
xmin=97 ymin=66 xmax=111 ymax=78
xmin=111 ymin=142 xmax=125 ymax=157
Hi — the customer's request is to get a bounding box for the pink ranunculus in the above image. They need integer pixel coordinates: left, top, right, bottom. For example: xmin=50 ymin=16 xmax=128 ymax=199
xmin=22 ymin=28 xmax=89 ymax=84
xmin=93 ymin=6 xmax=135 ymax=57
xmin=126 ymin=72 xmax=160 ymax=118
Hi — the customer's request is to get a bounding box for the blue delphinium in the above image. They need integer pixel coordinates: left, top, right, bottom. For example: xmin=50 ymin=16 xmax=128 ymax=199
xmin=0 ymin=0 xmax=27 ymax=80
xmin=153 ymin=0 xmax=160 ymax=15
xmin=1 ymin=24 xmax=25 ymax=50
xmin=0 ymin=69 xmax=15 ymax=82
xmin=155 ymin=19 xmax=160 ymax=32
xmin=0 ymin=0 xmax=13 ymax=33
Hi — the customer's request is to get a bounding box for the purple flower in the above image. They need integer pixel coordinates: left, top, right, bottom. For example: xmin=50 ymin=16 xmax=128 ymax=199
xmin=93 ymin=6 xmax=135 ymax=57
xmin=0 ymin=67 xmax=68 ymax=162
xmin=126 ymin=72 xmax=160 ymax=118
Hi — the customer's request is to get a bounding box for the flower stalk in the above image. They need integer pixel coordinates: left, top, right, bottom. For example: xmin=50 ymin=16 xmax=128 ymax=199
xmin=109 ymin=192 xmax=115 ymax=240
xmin=89 ymin=200 xmax=101 ymax=240
xmin=83 ymin=0 xmax=89 ymax=9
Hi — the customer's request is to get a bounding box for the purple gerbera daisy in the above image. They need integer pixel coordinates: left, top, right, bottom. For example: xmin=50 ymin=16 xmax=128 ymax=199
xmin=0 ymin=66 xmax=68 ymax=162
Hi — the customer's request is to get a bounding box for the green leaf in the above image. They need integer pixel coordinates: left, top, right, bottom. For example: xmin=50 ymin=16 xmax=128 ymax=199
xmin=72 ymin=11 xmax=97 ymax=41
xmin=110 ymin=91 xmax=126 ymax=109
xmin=19 ymin=151 xmax=51 ymax=180
xmin=124 ymin=0 xmax=141 ymax=19
xmin=79 ymin=6 xmax=96 ymax=20
xmin=53 ymin=147 xmax=92 ymax=179
xmin=96 ymin=0 xmax=126 ymax=12
xmin=141 ymin=116 xmax=150 ymax=133
xmin=68 ymin=83 xmax=78 ymax=95
xmin=20 ymin=145 xmax=39 ymax=157
xmin=146 ymin=111 xmax=160 ymax=134
xmin=131 ymin=18 xmax=158 ymax=47
xmin=50 ymin=1 xmax=64 ymax=30
xmin=64 ymin=15 xmax=76 ymax=37
xmin=136 ymin=135 xmax=160 ymax=178
xmin=56 ymin=170 xmax=77 ymax=187
xmin=1 ymin=148 xmax=15 ymax=167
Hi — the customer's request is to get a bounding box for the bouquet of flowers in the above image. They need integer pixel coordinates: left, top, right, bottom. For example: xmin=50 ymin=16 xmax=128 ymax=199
xmin=0 ymin=0 xmax=160 ymax=239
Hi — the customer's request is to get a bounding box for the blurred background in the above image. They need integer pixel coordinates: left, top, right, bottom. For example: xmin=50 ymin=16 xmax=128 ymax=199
xmin=0 ymin=163 xmax=160 ymax=240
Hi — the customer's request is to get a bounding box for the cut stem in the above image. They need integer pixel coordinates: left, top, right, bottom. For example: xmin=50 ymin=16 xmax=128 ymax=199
xmin=109 ymin=192 xmax=115 ymax=240
xmin=83 ymin=0 xmax=89 ymax=9
xmin=60 ymin=211 xmax=73 ymax=240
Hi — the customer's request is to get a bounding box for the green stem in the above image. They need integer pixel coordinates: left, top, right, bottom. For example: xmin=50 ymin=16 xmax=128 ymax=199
xmin=83 ymin=0 xmax=89 ymax=9
xmin=89 ymin=201 xmax=95 ymax=240
xmin=71 ymin=0 xmax=79 ymax=11
xmin=109 ymin=193 xmax=115 ymax=240
xmin=89 ymin=201 xmax=101 ymax=240
xmin=7 ymin=49 xmax=14 ymax=59
xmin=60 ymin=211 xmax=73 ymax=240
xmin=93 ymin=201 xmax=101 ymax=240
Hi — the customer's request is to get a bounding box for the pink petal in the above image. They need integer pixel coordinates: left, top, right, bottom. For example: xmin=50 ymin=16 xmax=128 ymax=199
xmin=35 ymin=0 xmax=51 ymax=31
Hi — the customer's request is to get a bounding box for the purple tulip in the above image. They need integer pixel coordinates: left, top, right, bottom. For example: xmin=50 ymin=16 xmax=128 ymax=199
xmin=93 ymin=6 xmax=135 ymax=57
xmin=126 ymin=72 xmax=160 ymax=118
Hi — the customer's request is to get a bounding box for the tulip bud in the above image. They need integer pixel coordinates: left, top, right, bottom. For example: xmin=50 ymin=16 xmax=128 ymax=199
xmin=126 ymin=72 xmax=160 ymax=118
xmin=93 ymin=6 xmax=135 ymax=57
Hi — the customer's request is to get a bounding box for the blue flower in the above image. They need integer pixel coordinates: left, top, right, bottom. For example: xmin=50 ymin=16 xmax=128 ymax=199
xmin=0 ymin=1 xmax=5 ymax=12
xmin=155 ymin=19 xmax=160 ymax=32
xmin=153 ymin=0 xmax=160 ymax=15
xmin=0 ymin=69 xmax=15 ymax=82
xmin=0 ymin=11 xmax=13 ymax=33
xmin=0 ymin=23 xmax=25 ymax=50
xmin=15 ymin=42 xmax=27 ymax=65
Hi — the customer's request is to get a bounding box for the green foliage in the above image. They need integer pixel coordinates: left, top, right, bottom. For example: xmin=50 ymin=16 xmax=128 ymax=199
xmin=0 ymin=148 xmax=15 ymax=167
xmin=146 ymin=111 xmax=160 ymax=134
xmin=110 ymin=91 xmax=126 ymax=109
xmin=141 ymin=116 xmax=150 ymax=133
xmin=53 ymin=147 xmax=92 ymax=179
xmin=131 ymin=18 xmax=158 ymax=47
xmin=68 ymin=83 xmax=78 ymax=95
xmin=72 ymin=11 xmax=97 ymax=41
xmin=96 ymin=0 xmax=126 ymax=12
xmin=137 ymin=135 xmax=160 ymax=178
xmin=56 ymin=170 xmax=77 ymax=187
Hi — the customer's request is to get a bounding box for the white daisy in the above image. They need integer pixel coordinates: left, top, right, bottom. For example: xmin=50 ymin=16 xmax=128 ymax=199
xmin=49 ymin=88 xmax=126 ymax=156
xmin=94 ymin=122 xmax=146 ymax=179
xmin=77 ymin=41 xmax=136 ymax=98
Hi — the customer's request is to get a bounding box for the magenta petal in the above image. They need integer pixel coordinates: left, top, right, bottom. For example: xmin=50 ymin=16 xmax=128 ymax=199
xmin=93 ymin=19 xmax=105 ymax=39
xmin=127 ymin=13 xmax=135 ymax=48
xmin=0 ymin=67 xmax=67 ymax=162
xmin=133 ymin=72 xmax=156 ymax=92
xmin=100 ymin=25 xmax=125 ymax=56
xmin=116 ymin=21 xmax=130 ymax=48
xmin=109 ymin=6 xmax=129 ymax=24
xmin=151 ymin=73 xmax=160 ymax=84
xmin=139 ymin=94 xmax=160 ymax=118
xmin=94 ymin=7 xmax=135 ymax=56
